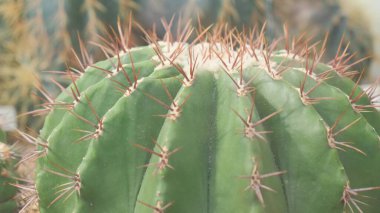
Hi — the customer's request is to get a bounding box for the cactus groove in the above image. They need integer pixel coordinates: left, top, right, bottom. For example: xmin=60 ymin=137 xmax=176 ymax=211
xmin=31 ymin=26 xmax=380 ymax=213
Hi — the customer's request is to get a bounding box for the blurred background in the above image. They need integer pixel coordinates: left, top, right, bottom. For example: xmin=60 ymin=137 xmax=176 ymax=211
xmin=0 ymin=0 xmax=379 ymax=211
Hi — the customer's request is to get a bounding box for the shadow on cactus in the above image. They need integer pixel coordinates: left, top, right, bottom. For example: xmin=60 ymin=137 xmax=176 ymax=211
xmin=18 ymin=20 xmax=380 ymax=213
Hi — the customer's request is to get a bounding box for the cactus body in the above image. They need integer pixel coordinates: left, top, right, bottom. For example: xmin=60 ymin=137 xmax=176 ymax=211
xmin=34 ymin=34 xmax=380 ymax=213
xmin=0 ymin=0 xmax=373 ymax=132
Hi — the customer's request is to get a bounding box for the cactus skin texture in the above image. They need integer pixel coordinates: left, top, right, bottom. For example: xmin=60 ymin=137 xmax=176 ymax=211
xmin=0 ymin=131 xmax=18 ymax=213
xmin=32 ymin=27 xmax=380 ymax=213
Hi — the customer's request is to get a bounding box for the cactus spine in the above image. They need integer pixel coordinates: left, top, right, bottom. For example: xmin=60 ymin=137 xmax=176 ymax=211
xmin=30 ymin=25 xmax=380 ymax=213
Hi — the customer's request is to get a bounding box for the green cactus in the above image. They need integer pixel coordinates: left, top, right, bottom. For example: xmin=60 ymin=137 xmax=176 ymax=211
xmin=0 ymin=130 xmax=18 ymax=213
xmin=0 ymin=0 xmax=373 ymax=104
xmin=30 ymin=26 xmax=380 ymax=213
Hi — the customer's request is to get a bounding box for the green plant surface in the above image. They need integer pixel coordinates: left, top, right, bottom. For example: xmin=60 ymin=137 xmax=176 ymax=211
xmin=0 ymin=131 xmax=18 ymax=213
xmin=30 ymin=27 xmax=380 ymax=213
xmin=0 ymin=0 xmax=374 ymax=134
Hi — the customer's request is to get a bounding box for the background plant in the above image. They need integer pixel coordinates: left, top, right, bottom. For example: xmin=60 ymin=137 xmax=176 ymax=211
xmin=0 ymin=129 xmax=19 ymax=213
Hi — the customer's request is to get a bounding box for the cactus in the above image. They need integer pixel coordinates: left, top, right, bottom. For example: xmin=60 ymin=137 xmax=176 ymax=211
xmin=0 ymin=130 xmax=38 ymax=212
xmin=28 ymin=25 xmax=380 ymax=213
xmin=0 ymin=0 xmax=373 ymax=126
xmin=0 ymin=130 xmax=18 ymax=213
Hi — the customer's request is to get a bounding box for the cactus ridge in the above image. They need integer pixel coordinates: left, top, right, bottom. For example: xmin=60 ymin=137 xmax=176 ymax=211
xmin=29 ymin=24 xmax=380 ymax=213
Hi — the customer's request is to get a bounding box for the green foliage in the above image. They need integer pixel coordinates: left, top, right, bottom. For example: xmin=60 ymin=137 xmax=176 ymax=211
xmin=33 ymin=29 xmax=380 ymax=212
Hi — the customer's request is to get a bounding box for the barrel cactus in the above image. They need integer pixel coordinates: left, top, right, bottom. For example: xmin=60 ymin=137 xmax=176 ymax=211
xmin=30 ymin=26 xmax=380 ymax=213
xmin=0 ymin=0 xmax=373 ymax=97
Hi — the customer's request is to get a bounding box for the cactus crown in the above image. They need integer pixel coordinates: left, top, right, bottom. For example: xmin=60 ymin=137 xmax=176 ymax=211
xmin=20 ymin=23 xmax=380 ymax=213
